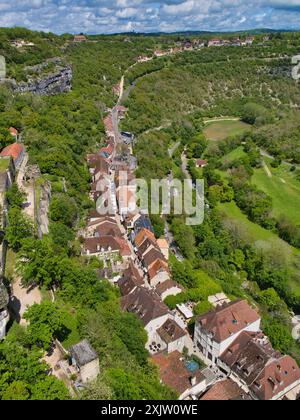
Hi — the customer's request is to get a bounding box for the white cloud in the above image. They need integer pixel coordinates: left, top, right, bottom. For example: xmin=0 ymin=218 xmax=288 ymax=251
xmin=116 ymin=7 xmax=139 ymax=18
xmin=0 ymin=0 xmax=299 ymax=34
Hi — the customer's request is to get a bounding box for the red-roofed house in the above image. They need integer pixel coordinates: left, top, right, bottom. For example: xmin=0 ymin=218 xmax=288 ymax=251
xmin=151 ymin=318 xmax=188 ymax=354
xmin=200 ymin=378 xmax=251 ymax=400
xmin=0 ymin=143 xmax=25 ymax=169
xmin=121 ymin=287 xmax=170 ymax=339
xmin=115 ymin=105 xmax=127 ymax=119
xmin=219 ymin=331 xmax=300 ymax=400
xmin=196 ymin=159 xmax=208 ymax=168
xmin=151 ymin=351 xmax=207 ymax=400
xmin=9 ymin=127 xmax=18 ymax=138
xmin=208 ymin=38 xmax=222 ymax=47
xmin=194 ymin=300 xmax=261 ymax=364
xmin=83 ymin=236 xmax=131 ymax=261
xmin=99 ymin=144 xmax=114 ymax=161
xmin=74 ymin=35 xmax=87 ymax=42
xmin=155 ymin=279 xmax=183 ymax=301
xmin=103 ymin=115 xmax=114 ymax=138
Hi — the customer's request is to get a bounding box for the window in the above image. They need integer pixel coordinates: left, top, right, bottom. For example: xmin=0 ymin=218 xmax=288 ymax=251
xmin=197 ymin=343 xmax=204 ymax=353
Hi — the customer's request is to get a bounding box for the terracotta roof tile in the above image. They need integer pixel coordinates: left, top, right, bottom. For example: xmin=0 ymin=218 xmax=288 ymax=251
xmin=220 ymin=330 xmax=300 ymax=400
xmin=0 ymin=142 xmax=24 ymax=162
xmin=135 ymin=228 xmax=156 ymax=247
xmin=196 ymin=300 xmax=260 ymax=343
xmin=200 ymin=379 xmax=251 ymax=400
xmin=148 ymin=259 xmax=169 ymax=280
xmin=151 ymin=351 xmax=205 ymax=396
xmin=118 ymin=262 xmax=144 ymax=296
xmin=155 ymin=280 xmax=183 ymax=296
xmin=121 ymin=287 xmax=169 ymax=326
xmin=157 ymin=319 xmax=187 ymax=344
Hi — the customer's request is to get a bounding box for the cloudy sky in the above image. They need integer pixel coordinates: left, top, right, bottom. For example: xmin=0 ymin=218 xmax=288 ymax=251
xmin=0 ymin=0 xmax=300 ymax=34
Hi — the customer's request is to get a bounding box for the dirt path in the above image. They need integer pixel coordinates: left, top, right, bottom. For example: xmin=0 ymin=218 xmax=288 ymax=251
xmin=203 ymin=117 xmax=240 ymax=124
xmin=168 ymin=141 xmax=181 ymax=158
xmin=10 ymin=277 xmax=41 ymax=325
xmin=262 ymin=160 xmax=272 ymax=178
xmin=22 ymin=182 xmax=35 ymax=219
xmin=17 ymin=153 xmax=29 ymax=189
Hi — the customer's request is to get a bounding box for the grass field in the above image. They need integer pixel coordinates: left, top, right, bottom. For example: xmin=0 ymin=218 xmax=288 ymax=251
xmin=252 ymin=161 xmax=300 ymax=225
xmin=203 ymin=120 xmax=251 ymax=141
xmin=221 ymin=146 xmax=247 ymax=164
xmin=218 ymin=201 xmax=300 ymax=296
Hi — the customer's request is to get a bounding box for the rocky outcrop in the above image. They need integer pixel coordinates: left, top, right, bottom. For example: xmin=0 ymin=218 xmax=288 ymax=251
xmin=0 ymin=282 xmax=9 ymax=340
xmin=16 ymin=66 xmax=72 ymax=96
xmin=267 ymin=63 xmax=294 ymax=79
xmin=0 ymin=282 xmax=8 ymax=310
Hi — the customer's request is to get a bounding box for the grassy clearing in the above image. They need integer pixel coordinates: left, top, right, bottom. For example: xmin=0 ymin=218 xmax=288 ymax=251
xmin=221 ymin=146 xmax=247 ymax=164
xmin=252 ymin=161 xmax=300 ymax=225
xmin=203 ymin=120 xmax=251 ymax=141
xmin=0 ymin=158 xmax=10 ymax=172
xmin=60 ymin=313 xmax=81 ymax=349
xmin=219 ymin=201 xmax=288 ymax=245
xmin=5 ymin=248 xmax=16 ymax=281
xmin=218 ymin=201 xmax=300 ymax=296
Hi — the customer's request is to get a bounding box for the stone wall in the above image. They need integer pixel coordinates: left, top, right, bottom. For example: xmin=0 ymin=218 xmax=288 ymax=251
xmin=36 ymin=180 xmax=51 ymax=239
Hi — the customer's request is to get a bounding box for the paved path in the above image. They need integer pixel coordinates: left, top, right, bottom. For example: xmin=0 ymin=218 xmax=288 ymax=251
xmin=23 ymin=182 xmax=35 ymax=219
xmin=262 ymin=159 xmax=272 ymax=178
xmin=10 ymin=277 xmax=41 ymax=325
xmin=168 ymin=141 xmax=181 ymax=158
xmin=203 ymin=117 xmax=240 ymax=124
xmin=17 ymin=153 xmax=29 ymax=189
xmin=164 ymin=220 xmax=184 ymax=262
xmin=16 ymin=153 xmax=36 ymax=220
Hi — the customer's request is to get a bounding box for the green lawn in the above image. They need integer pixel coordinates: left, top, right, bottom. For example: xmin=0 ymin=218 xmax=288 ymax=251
xmin=221 ymin=146 xmax=247 ymax=164
xmin=5 ymin=249 xmax=16 ymax=281
xmin=203 ymin=120 xmax=251 ymax=141
xmin=219 ymin=201 xmax=289 ymax=245
xmin=252 ymin=161 xmax=300 ymax=225
xmin=218 ymin=201 xmax=300 ymax=296
xmin=0 ymin=157 xmax=10 ymax=172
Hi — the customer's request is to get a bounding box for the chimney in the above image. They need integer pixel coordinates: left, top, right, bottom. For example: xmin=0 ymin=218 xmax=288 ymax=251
xmin=190 ymin=376 xmax=197 ymax=387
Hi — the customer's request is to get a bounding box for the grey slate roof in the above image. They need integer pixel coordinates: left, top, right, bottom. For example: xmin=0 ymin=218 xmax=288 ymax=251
xmin=70 ymin=339 xmax=98 ymax=367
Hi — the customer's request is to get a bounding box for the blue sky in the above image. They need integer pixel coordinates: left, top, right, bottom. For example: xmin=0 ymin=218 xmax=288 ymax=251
xmin=0 ymin=1 xmax=300 ymax=34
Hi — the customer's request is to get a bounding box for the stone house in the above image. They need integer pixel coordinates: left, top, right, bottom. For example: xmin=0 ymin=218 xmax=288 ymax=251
xmin=0 ymin=143 xmax=25 ymax=170
xmin=121 ymin=287 xmax=170 ymax=346
xmin=194 ymin=300 xmax=261 ymax=364
xmin=151 ymin=318 xmax=188 ymax=354
xmin=70 ymin=340 xmax=99 ymax=383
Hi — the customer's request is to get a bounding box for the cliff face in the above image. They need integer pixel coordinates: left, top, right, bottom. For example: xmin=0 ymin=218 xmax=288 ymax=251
xmin=0 ymin=282 xmax=8 ymax=310
xmin=16 ymin=66 xmax=72 ymax=96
